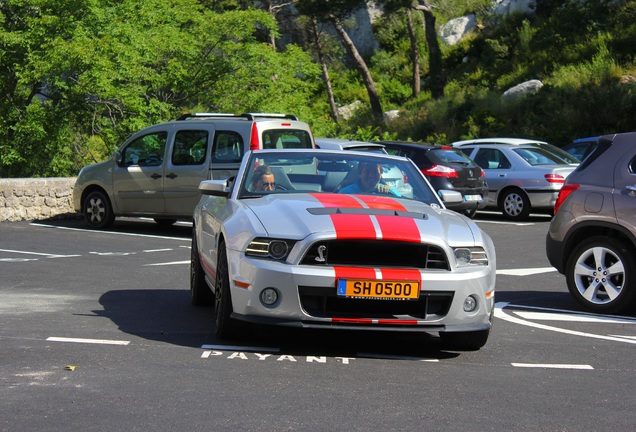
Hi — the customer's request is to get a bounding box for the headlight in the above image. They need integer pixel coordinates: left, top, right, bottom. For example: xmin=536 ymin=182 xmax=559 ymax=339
xmin=453 ymin=247 xmax=488 ymax=267
xmin=245 ymin=238 xmax=295 ymax=261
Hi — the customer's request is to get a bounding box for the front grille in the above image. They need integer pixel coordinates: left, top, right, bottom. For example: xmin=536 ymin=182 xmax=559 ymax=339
xmin=301 ymin=240 xmax=449 ymax=270
xmin=299 ymin=286 xmax=454 ymax=319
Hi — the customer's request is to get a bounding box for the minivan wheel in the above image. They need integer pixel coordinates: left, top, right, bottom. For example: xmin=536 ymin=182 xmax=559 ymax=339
xmin=499 ymin=188 xmax=531 ymax=220
xmin=83 ymin=190 xmax=115 ymax=229
xmin=566 ymin=236 xmax=636 ymax=314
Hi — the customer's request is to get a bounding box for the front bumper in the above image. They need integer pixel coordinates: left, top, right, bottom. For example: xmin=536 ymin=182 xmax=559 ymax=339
xmin=226 ymin=250 xmax=495 ymax=334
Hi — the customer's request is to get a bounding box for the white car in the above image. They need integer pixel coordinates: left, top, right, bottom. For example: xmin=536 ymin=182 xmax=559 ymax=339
xmin=452 ymin=138 xmax=579 ymax=220
xmin=191 ymin=149 xmax=496 ymax=350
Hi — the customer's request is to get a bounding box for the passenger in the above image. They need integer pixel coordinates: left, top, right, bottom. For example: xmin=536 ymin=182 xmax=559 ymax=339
xmin=251 ymin=164 xmax=276 ymax=192
xmin=339 ymin=162 xmax=392 ymax=194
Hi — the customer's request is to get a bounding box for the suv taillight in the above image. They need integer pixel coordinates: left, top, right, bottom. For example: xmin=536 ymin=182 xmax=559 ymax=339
xmin=554 ymin=184 xmax=580 ymax=214
xmin=545 ymin=174 xmax=565 ymax=184
xmin=423 ymin=164 xmax=458 ymax=178
xmin=249 ymin=122 xmax=259 ymax=150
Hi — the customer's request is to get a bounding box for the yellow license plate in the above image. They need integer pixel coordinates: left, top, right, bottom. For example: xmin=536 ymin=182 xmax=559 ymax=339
xmin=337 ymin=279 xmax=420 ymax=300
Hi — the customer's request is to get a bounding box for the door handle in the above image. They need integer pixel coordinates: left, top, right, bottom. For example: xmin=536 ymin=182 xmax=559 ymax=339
xmin=151 ymin=173 xmax=162 ymax=179
xmin=627 ymin=185 xmax=636 ymax=193
xmin=166 ymin=173 xmax=178 ymax=179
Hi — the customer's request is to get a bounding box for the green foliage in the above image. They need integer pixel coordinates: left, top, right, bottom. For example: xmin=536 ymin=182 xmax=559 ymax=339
xmin=3 ymin=0 xmax=636 ymax=177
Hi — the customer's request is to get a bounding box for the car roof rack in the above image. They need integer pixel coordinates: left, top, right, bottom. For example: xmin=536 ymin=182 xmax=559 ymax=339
xmin=176 ymin=112 xmax=299 ymax=121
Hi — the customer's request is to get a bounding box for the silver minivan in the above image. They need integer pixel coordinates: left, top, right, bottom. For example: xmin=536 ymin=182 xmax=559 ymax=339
xmin=73 ymin=113 xmax=315 ymax=228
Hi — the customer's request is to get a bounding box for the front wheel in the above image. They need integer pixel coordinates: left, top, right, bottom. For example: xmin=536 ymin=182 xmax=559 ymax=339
xmin=214 ymin=244 xmax=240 ymax=339
xmin=499 ymin=188 xmax=531 ymax=221
xmin=566 ymin=236 xmax=636 ymax=314
xmin=190 ymin=234 xmax=214 ymax=306
xmin=83 ymin=190 xmax=115 ymax=229
xmin=440 ymin=329 xmax=490 ymax=351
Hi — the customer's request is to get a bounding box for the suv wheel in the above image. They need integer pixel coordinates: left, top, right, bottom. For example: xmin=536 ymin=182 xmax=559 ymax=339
xmin=499 ymin=188 xmax=530 ymax=220
xmin=566 ymin=236 xmax=636 ymax=313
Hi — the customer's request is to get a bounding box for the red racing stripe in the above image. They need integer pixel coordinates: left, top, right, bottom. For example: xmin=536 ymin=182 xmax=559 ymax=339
xmin=377 ymin=319 xmax=420 ymax=325
xmin=310 ymin=193 xmax=363 ymax=208
xmin=375 ymin=215 xmax=421 ymax=242
xmin=334 ymin=266 xmax=377 ymax=280
xmin=379 ymin=268 xmax=422 ymax=283
xmin=356 ymin=195 xmax=407 ymax=211
xmin=330 ymin=214 xmax=376 ymax=239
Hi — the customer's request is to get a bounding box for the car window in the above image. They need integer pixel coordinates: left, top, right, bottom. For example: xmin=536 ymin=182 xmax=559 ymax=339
xmin=457 ymin=147 xmax=475 ymax=158
xmin=575 ymin=138 xmax=613 ymax=171
xmin=122 ymin=132 xmax=167 ymax=167
xmin=474 ymin=149 xmax=511 ymax=169
xmin=429 ymin=149 xmax=472 ymax=164
xmin=172 ymin=130 xmax=208 ymax=165
xmin=212 ymin=131 xmax=243 ymax=163
xmin=513 ymin=147 xmax=572 ymax=166
xmin=535 ymin=143 xmax=580 ymax=164
xmin=563 ymin=143 xmax=588 ymax=160
xmin=262 ymin=130 xmax=313 ymax=149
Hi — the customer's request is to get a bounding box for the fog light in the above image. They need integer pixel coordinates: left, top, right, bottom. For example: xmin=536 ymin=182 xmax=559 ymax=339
xmin=260 ymin=288 xmax=279 ymax=306
xmin=463 ymin=295 xmax=477 ymax=312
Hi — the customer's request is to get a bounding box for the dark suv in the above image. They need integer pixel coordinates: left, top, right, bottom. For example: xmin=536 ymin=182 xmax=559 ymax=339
xmin=546 ymin=132 xmax=636 ymax=313
xmin=381 ymin=141 xmax=487 ymax=217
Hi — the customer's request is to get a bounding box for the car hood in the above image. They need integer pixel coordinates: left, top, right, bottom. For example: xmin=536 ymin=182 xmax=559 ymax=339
xmin=243 ymin=193 xmax=482 ymax=246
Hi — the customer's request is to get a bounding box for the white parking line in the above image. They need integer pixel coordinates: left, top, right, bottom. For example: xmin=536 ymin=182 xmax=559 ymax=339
xmin=495 ymin=302 xmax=636 ymax=345
xmin=497 ymin=267 xmax=558 ymax=276
xmin=47 ymin=336 xmax=130 ymax=346
xmin=0 ymin=248 xmax=80 ymax=258
xmin=145 ymin=261 xmax=189 ymax=266
xmin=512 ymin=363 xmax=593 ymax=370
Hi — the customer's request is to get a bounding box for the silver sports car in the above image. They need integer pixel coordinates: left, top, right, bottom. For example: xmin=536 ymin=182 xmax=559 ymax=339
xmin=191 ymin=149 xmax=496 ymax=350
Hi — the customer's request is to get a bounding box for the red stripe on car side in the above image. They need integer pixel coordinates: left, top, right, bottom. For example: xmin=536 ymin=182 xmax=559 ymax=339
xmin=375 ymin=215 xmax=421 ymax=242
xmin=330 ymin=214 xmax=377 ymax=239
xmin=310 ymin=193 xmax=363 ymax=208
xmin=356 ymin=195 xmax=407 ymax=211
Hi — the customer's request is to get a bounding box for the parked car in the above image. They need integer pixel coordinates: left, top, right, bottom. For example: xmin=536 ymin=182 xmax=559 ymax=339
xmin=561 ymin=136 xmax=599 ymax=161
xmin=73 ymin=113 xmax=315 ymax=229
xmin=452 ymin=138 xmax=579 ymax=220
xmin=315 ymin=138 xmax=387 ymax=153
xmin=380 ymin=141 xmax=488 ymax=218
xmin=546 ymin=132 xmax=636 ymax=314
xmin=191 ymin=148 xmax=496 ymax=350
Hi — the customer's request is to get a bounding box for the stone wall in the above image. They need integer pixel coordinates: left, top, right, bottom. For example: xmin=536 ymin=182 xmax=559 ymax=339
xmin=0 ymin=178 xmax=78 ymax=222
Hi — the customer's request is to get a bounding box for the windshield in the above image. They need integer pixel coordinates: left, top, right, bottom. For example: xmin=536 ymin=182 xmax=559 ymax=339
xmin=238 ymin=150 xmax=439 ymax=205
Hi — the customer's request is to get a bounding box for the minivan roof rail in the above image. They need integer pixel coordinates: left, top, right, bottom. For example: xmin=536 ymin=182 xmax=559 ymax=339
xmin=176 ymin=112 xmax=299 ymax=121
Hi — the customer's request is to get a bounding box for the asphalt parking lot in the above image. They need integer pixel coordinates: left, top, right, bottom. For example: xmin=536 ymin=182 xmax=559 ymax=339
xmin=2 ymin=212 xmax=635 ymax=431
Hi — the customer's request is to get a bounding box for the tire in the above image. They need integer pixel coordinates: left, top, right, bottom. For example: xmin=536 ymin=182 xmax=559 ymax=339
xmin=214 ymin=244 xmax=240 ymax=339
xmin=565 ymin=236 xmax=636 ymax=314
xmin=499 ymin=188 xmax=531 ymax=221
xmin=440 ymin=329 xmax=490 ymax=351
xmin=83 ymin=190 xmax=115 ymax=229
xmin=190 ymin=234 xmax=214 ymax=306
xmin=154 ymin=218 xmax=177 ymax=227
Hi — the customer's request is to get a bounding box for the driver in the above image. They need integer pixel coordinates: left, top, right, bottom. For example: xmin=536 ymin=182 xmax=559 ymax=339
xmin=251 ymin=164 xmax=276 ymax=192
xmin=339 ymin=162 xmax=393 ymax=194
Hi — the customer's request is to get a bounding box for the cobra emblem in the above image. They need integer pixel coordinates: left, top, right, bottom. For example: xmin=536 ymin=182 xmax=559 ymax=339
xmin=315 ymin=245 xmax=327 ymax=263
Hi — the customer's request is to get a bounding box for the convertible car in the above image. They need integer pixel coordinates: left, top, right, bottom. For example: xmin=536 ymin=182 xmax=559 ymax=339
xmin=191 ymin=149 xmax=496 ymax=350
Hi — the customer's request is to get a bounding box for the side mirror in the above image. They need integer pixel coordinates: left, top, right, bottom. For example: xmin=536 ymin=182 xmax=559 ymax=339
xmin=198 ymin=180 xmax=230 ymax=197
xmin=114 ymin=150 xmax=124 ymax=166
